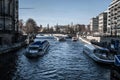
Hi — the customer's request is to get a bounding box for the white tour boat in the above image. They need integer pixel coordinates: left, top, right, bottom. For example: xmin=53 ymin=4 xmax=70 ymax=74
xmin=83 ymin=44 xmax=114 ymax=64
xmin=24 ymin=40 xmax=50 ymax=58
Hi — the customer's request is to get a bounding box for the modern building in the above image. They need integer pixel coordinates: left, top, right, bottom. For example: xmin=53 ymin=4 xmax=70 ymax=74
xmin=98 ymin=12 xmax=107 ymax=33
xmin=108 ymin=0 xmax=120 ymax=35
xmin=90 ymin=17 xmax=99 ymax=32
xmin=0 ymin=0 xmax=19 ymax=46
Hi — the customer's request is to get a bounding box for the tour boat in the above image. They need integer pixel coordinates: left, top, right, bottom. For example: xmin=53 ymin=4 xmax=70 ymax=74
xmin=72 ymin=37 xmax=78 ymax=41
xmin=24 ymin=40 xmax=50 ymax=58
xmin=83 ymin=44 xmax=114 ymax=64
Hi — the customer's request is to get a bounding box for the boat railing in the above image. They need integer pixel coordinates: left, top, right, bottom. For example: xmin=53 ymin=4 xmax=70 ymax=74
xmin=93 ymin=47 xmax=115 ymax=60
xmin=115 ymin=55 xmax=120 ymax=66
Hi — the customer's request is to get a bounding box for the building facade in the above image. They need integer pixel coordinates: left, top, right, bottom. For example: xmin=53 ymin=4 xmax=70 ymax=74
xmin=0 ymin=0 xmax=19 ymax=46
xmin=90 ymin=17 xmax=99 ymax=32
xmin=86 ymin=25 xmax=90 ymax=34
xmin=108 ymin=0 xmax=120 ymax=35
xmin=98 ymin=12 xmax=107 ymax=33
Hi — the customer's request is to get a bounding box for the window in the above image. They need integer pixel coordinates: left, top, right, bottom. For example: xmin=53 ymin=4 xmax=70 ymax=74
xmin=5 ymin=24 xmax=12 ymax=30
xmin=5 ymin=0 xmax=9 ymax=14
xmin=0 ymin=24 xmax=3 ymax=30
xmin=0 ymin=37 xmax=2 ymax=45
xmin=0 ymin=0 xmax=3 ymax=13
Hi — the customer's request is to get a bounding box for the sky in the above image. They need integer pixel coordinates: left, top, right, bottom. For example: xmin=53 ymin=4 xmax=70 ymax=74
xmin=19 ymin=0 xmax=112 ymax=27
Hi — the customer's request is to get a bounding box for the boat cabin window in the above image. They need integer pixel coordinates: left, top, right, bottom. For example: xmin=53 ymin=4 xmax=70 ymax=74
xmin=94 ymin=49 xmax=108 ymax=54
xmin=39 ymin=49 xmax=42 ymax=51
xmin=29 ymin=47 xmax=39 ymax=50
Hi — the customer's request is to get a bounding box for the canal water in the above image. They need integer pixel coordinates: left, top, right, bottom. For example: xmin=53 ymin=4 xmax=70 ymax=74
xmin=0 ymin=39 xmax=110 ymax=80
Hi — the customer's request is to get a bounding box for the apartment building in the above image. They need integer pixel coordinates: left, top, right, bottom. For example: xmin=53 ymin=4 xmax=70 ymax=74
xmin=108 ymin=0 xmax=120 ymax=35
xmin=98 ymin=12 xmax=107 ymax=33
xmin=90 ymin=17 xmax=99 ymax=32
xmin=0 ymin=0 xmax=19 ymax=46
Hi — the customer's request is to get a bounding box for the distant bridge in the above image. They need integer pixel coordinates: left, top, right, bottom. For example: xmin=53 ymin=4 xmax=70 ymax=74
xmin=37 ymin=32 xmax=76 ymax=37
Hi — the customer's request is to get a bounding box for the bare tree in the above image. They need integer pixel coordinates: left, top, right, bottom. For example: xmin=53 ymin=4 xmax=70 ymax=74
xmin=25 ymin=18 xmax=38 ymax=34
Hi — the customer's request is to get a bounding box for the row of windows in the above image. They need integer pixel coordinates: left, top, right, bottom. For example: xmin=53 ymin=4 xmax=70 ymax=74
xmin=0 ymin=0 xmax=15 ymax=17
xmin=0 ymin=0 xmax=18 ymax=32
xmin=0 ymin=24 xmax=13 ymax=30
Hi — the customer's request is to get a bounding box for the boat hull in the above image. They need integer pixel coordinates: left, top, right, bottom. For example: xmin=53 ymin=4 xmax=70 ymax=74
xmin=83 ymin=44 xmax=114 ymax=65
xmin=83 ymin=50 xmax=114 ymax=64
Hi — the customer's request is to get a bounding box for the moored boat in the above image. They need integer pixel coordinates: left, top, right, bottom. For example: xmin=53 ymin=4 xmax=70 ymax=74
xmin=72 ymin=37 xmax=78 ymax=41
xmin=83 ymin=44 xmax=114 ymax=64
xmin=24 ymin=40 xmax=50 ymax=58
xmin=56 ymin=36 xmax=66 ymax=41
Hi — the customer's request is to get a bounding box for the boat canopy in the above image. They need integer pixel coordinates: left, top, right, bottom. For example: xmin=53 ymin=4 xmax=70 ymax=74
xmin=94 ymin=45 xmax=109 ymax=51
xmin=42 ymin=40 xmax=48 ymax=44
xmin=84 ymin=44 xmax=109 ymax=53
xmin=32 ymin=41 xmax=42 ymax=45
xmin=30 ymin=40 xmax=48 ymax=47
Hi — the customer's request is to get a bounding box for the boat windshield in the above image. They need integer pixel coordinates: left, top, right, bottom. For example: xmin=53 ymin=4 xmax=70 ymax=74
xmin=29 ymin=47 xmax=39 ymax=50
xmin=39 ymin=49 xmax=42 ymax=51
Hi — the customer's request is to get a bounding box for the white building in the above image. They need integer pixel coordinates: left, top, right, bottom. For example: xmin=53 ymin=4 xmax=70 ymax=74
xmin=98 ymin=12 xmax=107 ymax=33
xmin=108 ymin=0 xmax=120 ymax=35
xmin=90 ymin=17 xmax=99 ymax=32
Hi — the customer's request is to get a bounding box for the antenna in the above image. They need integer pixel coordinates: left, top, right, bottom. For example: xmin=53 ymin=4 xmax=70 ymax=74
xmin=19 ymin=8 xmax=34 ymax=9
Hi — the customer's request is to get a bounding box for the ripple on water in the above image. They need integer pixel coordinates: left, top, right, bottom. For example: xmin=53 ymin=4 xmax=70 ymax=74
xmin=11 ymin=39 xmax=110 ymax=80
